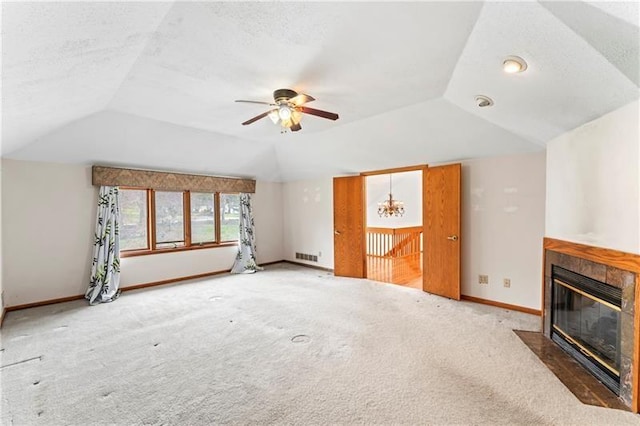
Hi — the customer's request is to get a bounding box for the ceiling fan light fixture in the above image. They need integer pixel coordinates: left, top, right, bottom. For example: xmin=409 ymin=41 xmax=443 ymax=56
xmin=268 ymin=110 xmax=280 ymax=124
xmin=237 ymin=88 xmax=338 ymax=132
xmin=278 ymin=105 xmax=292 ymax=121
xmin=291 ymin=109 xmax=302 ymax=124
xmin=503 ymin=55 xmax=527 ymax=73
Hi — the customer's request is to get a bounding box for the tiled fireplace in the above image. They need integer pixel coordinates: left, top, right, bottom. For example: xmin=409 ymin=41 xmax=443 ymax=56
xmin=543 ymin=238 xmax=640 ymax=410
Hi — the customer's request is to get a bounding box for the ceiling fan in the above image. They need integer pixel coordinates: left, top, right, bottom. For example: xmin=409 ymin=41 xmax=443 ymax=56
xmin=235 ymin=88 xmax=339 ymax=132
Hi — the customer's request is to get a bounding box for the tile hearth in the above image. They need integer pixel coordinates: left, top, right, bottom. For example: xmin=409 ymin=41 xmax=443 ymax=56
xmin=515 ymin=330 xmax=629 ymax=411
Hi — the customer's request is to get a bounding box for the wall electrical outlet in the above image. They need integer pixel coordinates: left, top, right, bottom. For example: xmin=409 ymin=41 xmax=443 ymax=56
xmin=479 ymin=275 xmax=489 ymax=284
xmin=504 ymin=278 xmax=511 ymax=288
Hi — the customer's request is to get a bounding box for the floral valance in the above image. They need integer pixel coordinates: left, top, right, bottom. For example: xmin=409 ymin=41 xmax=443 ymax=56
xmin=92 ymin=166 xmax=256 ymax=193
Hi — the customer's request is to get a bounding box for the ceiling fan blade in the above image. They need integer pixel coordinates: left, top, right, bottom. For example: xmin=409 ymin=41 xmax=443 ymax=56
xmin=290 ymin=122 xmax=302 ymax=132
xmin=241 ymin=110 xmax=275 ymax=126
xmin=299 ymin=106 xmax=339 ymax=121
xmin=289 ymin=93 xmax=315 ymax=106
xmin=235 ymin=100 xmax=276 ymax=106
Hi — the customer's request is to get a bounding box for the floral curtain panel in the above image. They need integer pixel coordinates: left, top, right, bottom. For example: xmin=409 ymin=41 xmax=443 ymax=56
xmin=231 ymin=193 xmax=263 ymax=274
xmin=86 ymin=186 xmax=122 ymax=305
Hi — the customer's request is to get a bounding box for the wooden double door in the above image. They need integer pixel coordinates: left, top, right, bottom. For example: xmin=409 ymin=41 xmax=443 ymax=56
xmin=333 ymin=164 xmax=461 ymax=300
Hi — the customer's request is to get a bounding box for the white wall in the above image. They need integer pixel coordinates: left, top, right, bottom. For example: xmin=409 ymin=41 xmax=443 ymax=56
xmin=2 ymin=160 xmax=98 ymax=307
xmin=366 ymin=171 xmax=422 ymax=228
xmin=252 ymin=181 xmax=285 ymax=265
xmin=119 ymin=247 xmax=238 ymax=287
xmin=282 ymin=178 xmax=334 ymax=269
xmin=1 ymin=159 xmax=284 ymax=306
xmin=0 ymin=159 xmax=4 ymax=311
xmin=546 ymin=100 xmax=640 ymax=254
xmin=460 ymin=152 xmax=546 ymax=310
xmin=282 ymin=153 xmax=546 ymax=310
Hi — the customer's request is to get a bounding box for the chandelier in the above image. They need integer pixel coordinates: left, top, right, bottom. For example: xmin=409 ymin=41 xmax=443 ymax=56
xmin=378 ymin=174 xmax=405 ymax=217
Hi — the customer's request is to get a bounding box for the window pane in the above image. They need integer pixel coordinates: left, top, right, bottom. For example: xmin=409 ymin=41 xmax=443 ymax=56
xmin=155 ymin=191 xmax=185 ymax=248
xmin=220 ymin=193 xmax=240 ymax=241
xmin=119 ymin=189 xmax=148 ymax=251
xmin=191 ymin=192 xmax=216 ymax=244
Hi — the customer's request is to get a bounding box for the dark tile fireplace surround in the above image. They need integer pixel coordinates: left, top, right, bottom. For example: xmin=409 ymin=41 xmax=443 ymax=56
xmin=543 ymin=238 xmax=640 ymax=410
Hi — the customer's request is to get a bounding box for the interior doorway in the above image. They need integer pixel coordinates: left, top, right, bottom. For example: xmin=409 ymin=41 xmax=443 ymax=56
xmin=364 ymin=170 xmax=423 ymax=289
xmin=333 ymin=164 xmax=461 ymax=299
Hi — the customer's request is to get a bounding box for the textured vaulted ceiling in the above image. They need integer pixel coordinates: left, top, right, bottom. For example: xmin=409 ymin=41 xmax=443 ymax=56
xmin=2 ymin=1 xmax=639 ymax=181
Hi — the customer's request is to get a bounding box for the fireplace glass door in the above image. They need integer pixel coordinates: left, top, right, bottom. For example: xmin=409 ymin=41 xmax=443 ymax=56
xmin=551 ymin=266 xmax=621 ymax=394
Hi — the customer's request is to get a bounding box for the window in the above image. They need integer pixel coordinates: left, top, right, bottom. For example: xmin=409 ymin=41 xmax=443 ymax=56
xmin=119 ymin=189 xmax=148 ymax=251
xmin=118 ymin=188 xmax=240 ymax=256
xmin=191 ymin=192 xmax=216 ymax=244
xmin=155 ymin=191 xmax=185 ymax=249
xmin=220 ymin=193 xmax=240 ymax=242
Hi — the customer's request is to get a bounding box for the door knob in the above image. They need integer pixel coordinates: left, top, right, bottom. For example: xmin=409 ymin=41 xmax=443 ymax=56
xmin=447 ymin=235 xmax=458 ymax=241
xmin=335 ymin=230 xmax=341 ymax=235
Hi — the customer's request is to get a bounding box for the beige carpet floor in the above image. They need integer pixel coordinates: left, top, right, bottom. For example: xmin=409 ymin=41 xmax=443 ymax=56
xmin=1 ymin=263 xmax=638 ymax=425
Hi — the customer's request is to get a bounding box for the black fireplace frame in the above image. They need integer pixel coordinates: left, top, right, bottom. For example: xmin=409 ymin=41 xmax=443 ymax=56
xmin=551 ymin=265 xmax=622 ymax=395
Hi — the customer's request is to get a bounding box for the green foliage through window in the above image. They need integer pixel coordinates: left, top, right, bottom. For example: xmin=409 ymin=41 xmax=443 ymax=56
xmin=220 ymin=194 xmax=240 ymax=241
xmin=119 ymin=189 xmax=240 ymax=254
xmin=191 ymin=192 xmax=216 ymax=244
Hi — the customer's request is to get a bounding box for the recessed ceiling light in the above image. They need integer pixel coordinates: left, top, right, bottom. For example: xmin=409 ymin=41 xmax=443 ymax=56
xmin=503 ymin=56 xmax=527 ymax=73
xmin=475 ymin=95 xmax=494 ymax=108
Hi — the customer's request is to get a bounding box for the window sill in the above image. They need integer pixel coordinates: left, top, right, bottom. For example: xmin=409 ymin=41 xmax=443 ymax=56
xmin=120 ymin=242 xmax=238 ymax=258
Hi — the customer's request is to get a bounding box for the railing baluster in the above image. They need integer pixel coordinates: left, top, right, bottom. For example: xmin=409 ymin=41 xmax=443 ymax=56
xmin=365 ymin=227 xmax=423 ymax=285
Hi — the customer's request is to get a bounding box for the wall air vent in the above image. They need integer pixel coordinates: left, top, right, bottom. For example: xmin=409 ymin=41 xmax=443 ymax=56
xmin=295 ymin=252 xmax=318 ymax=262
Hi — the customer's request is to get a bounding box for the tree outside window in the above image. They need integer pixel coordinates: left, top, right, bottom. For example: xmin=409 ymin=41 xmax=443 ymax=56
xmin=119 ymin=189 xmax=148 ymax=250
xmin=220 ymin=194 xmax=240 ymax=241
xmin=155 ymin=191 xmax=185 ymax=248
xmin=191 ymin=192 xmax=216 ymax=244
xmin=118 ymin=188 xmax=240 ymax=255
